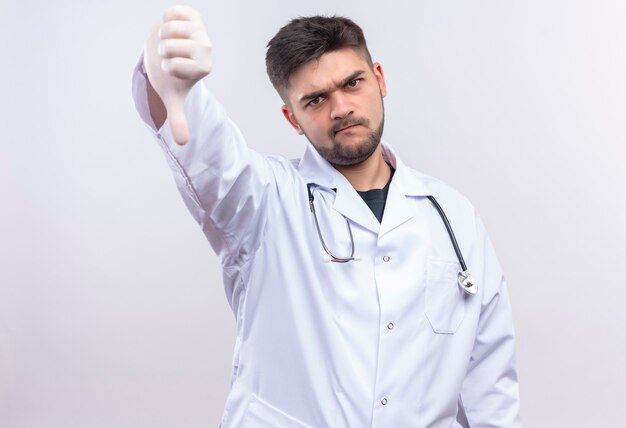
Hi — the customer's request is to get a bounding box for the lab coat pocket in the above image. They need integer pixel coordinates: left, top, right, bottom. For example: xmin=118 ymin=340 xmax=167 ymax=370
xmin=241 ymin=394 xmax=312 ymax=427
xmin=425 ymin=257 xmax=465 ymax=334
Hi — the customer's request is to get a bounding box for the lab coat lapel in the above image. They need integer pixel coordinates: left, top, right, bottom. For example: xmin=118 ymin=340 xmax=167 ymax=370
xmin=332 ymin=184 xmax=381 ymax=234
xmin=297 ymin=143 xmax=380 ymax=234
xmin=378 ymin=180 xmax=415 ymax=237
xmin=379 ymin=144 xmax=432 ymax=237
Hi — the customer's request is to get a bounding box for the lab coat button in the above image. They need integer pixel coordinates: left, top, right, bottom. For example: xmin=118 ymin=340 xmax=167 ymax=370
xmin=383 ymin=255 xmax=390 ymax=262
xmin=387 ymin=322 xmax=394 ymax=330
xmin=381 ymin=398 xmax=388 ymax=405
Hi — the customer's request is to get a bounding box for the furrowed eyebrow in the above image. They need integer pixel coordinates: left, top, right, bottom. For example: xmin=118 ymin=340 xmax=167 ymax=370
xmin=299 ymin=70 xmax=366 ymax=104
xmin=299 ymin=89 xmax=326 ymax=105
xmin=340 ymin=70 xmax=365 ymax=88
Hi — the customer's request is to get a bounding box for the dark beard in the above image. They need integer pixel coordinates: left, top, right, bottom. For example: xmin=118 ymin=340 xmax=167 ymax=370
xmin=307 ymin=114 xmax=385 ymax=167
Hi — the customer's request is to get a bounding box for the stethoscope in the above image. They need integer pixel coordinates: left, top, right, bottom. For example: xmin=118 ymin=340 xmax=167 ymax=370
xmin=306 ymin=184 xmax=478 ymax=295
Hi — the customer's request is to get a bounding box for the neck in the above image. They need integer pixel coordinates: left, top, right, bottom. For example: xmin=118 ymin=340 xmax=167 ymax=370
xmin=333 ymin=145 xmax=390 ymax=191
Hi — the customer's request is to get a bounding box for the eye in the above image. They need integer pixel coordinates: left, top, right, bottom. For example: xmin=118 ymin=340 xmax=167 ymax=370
xmin=307 ymin=96 xmax=323 ymax=107
xmin=346 ymin=78 xmax=361 ymax=88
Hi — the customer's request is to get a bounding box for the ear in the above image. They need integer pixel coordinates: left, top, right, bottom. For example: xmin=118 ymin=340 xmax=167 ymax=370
xmin=372 ymin=62 xmax=387 ymax=97
xmin=281 ymin=105 xmax=304 ymax=135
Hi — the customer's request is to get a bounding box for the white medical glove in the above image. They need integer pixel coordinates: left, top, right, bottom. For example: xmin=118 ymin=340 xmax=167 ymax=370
xmin=143 ymin=5 xmax=213 ymax=145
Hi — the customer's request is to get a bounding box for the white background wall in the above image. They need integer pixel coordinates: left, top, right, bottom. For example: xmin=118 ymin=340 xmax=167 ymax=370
xmin=1 ymin=0 xmax=625 ymax=426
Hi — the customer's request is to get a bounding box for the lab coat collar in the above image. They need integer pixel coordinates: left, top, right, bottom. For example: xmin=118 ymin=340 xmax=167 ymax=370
xmin=379 ymin=144 xmax=432 ymax=197
xmin=296 ymin=142 xmax=431 ymax=195
xmin=297 ymin=142 xmax=432 ymax=235
xmin=296 ymin=142 xmax=343 ymax=189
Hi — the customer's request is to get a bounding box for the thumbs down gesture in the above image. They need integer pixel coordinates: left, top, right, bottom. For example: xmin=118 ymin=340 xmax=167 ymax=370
xmin=144 ymin=5 xmax=213 ymax=145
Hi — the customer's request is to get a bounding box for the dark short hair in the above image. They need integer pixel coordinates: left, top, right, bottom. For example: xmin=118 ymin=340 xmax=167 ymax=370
xmin=265 ymin=15 xmax=373 ymax=94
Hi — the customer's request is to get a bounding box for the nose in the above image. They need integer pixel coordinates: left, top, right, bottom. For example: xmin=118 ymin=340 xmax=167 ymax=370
xmin=330 ymin=92 xmax=353 ymax=120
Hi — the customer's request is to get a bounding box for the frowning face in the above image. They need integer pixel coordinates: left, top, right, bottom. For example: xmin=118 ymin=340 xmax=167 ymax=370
xmin=281 ymin=48 xmax=387 ymax=167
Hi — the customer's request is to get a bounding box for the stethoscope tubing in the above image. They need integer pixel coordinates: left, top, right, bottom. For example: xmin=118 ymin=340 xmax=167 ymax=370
xmin=306 ymin=184 xmax=473 ymax=290
xmin=425 ymin=196 xmax=468 ymax=272
xmin=307 ymin=183 xmax=356 ymax=262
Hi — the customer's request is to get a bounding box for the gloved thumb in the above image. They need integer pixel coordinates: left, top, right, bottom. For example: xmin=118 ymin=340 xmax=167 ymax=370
xmin=163 ymin=94 xmax=189 ymax=146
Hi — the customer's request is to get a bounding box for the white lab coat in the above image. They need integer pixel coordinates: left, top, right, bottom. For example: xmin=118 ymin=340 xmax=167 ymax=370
xmin=132 ymin=57 xmax=520 ymax=428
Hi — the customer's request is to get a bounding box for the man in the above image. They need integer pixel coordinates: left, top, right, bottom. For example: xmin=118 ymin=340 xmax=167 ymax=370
xmin=132 ymin=5 xmax=520 ymax=427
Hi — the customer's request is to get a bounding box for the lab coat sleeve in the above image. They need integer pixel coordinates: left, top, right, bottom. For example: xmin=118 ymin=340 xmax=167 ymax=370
xmin=131 ymin=54 xmax=279 ymax=268
xmin=460 ymin=213 xmax=521 ymax=427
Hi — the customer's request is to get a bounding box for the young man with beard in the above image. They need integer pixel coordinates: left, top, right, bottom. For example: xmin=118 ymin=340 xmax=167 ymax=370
xmin=133 ymin=5 xmax=520 ymax=427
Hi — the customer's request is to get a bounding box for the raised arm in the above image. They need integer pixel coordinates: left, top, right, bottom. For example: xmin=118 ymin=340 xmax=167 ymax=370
xmin=132 ymin=6 xmax=284 ymax=268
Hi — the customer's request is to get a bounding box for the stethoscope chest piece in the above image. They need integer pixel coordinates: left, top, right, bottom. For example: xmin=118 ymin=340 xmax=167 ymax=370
xmin=458 ymin=271 xmax=478 ymax=295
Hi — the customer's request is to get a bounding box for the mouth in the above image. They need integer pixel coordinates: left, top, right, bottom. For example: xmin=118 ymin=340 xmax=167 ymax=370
xmin=336 ymin=124 xmax=360 ymax=134
xmin=330 ymin=117 xmax=369 ymax=138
